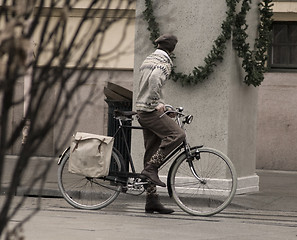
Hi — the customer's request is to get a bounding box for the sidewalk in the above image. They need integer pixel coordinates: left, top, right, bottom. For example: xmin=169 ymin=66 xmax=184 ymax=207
xmin=231 ymin=170 xmax=297 ymax=212
xmin=2 ymin=155 xmax=297 ymax=212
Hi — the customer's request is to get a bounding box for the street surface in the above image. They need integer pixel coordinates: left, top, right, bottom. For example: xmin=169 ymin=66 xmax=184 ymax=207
xmin=2 ymin=195 xmax=297 ymax=240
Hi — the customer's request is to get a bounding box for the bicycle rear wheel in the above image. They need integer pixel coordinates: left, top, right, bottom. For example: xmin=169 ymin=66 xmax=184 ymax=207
xmin=169 ymin=147 xmax=237 ymax=216
xmin=57 ymin=148 xmax=123 ymax=210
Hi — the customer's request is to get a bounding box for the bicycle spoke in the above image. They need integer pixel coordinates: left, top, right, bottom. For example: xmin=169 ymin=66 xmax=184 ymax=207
xmin=58 ymin=148 xmax=123 ymax=210
xmin=170 ymin=147 xmax=237 ymax=216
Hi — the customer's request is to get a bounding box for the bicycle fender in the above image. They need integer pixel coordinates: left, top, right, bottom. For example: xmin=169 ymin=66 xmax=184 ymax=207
xmin=57 ymin=147 xmax=70 ymax=165
xmin=167 ymin=150 xmax=187 ymax=198
xmin=167 ymin=146 xmax=203 ymax=197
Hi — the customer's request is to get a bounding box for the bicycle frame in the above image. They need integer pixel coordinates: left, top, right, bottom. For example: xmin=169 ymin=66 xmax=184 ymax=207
xmin=57 ymin=108 xmax=203 ymax=185
xmin=110 ymin=111 xmax=202 ymax=180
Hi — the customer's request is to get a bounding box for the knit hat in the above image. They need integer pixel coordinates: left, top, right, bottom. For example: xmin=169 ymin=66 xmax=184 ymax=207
xmin=155 ymin=34 xmax=178 ymax=53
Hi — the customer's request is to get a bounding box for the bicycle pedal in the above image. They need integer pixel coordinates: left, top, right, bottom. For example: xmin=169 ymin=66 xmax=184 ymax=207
xmin=138 ymin=176 xmax=149 ymax=183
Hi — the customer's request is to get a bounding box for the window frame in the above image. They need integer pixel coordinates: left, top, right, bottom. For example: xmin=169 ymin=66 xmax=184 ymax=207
xmin=268 ymin=21 xmax=297 ymax=72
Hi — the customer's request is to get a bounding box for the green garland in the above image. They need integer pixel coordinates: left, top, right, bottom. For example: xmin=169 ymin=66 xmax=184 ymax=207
xmin=143 ymin=0 xmax=273 ymax=87
xmin=233 ymin=0 xmax=274 ymax=86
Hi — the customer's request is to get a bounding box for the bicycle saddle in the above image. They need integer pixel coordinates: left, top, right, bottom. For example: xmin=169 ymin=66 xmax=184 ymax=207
xmin=114 ymin=110 xmax=137 ymax=119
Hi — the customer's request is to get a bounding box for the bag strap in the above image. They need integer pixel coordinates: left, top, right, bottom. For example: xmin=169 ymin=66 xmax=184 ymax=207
xmin=98 ymin=138 xmax=106 ymax=153
xmin=72 ymin=136 xmax=82 ymax=153
xmin=72 ymin=136 xmax=107 ymax=153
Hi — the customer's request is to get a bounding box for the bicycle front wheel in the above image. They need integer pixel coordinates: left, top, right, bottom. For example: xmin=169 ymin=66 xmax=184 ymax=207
xmin=170 ymin=147 xmax=237 ymax=216
xmin=57 ymin=148 xmax=123 ymax=210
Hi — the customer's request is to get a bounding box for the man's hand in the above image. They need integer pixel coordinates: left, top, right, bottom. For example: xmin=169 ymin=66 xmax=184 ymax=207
xmin=165 ymin=105 xmax=176 ymax=118
xmin=167 ymin=112 xmax=177 ymax=118
xmin=155 ymin=103 xmax=165 ymax=112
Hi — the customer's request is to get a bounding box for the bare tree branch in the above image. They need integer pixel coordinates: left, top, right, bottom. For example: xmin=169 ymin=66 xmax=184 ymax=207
xmin=0 ymin=0 xmax=135 ymax=236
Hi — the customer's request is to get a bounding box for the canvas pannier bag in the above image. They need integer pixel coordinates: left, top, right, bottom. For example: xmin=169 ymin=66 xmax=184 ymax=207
xmin=69 ymin=132 xmax=114 ymax=177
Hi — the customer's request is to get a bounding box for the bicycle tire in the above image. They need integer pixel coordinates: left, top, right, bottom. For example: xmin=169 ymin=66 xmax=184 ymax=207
xmin=57 ymin=147 xmax=123 ymax=210
xmin=169 ymin=147 xmax=237 ymax=216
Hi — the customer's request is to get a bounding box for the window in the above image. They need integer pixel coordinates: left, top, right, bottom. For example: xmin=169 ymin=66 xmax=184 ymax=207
xmin=270 ymin=22 xmax=297 ymax=69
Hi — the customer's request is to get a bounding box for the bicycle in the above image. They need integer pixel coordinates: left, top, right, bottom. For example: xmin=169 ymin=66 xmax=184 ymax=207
xmin=57 ymin=105 xmax=237 ymax=216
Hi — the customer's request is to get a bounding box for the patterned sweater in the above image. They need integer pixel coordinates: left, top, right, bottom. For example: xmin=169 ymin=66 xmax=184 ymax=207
xmin=135 ymin=49 xmax=173 ymax=112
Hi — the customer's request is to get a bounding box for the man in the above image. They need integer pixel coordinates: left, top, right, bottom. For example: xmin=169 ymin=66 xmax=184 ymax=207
xmin=135 ymin=34 xmax=186 ymax=214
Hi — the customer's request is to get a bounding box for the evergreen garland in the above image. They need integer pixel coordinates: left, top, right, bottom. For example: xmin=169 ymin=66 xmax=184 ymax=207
xmin=143 ymin=0 xmax=273 ymax=87
xmin=232 ymin=0 xmax=273 ymax=86
xmin=143 ymin=0 xmax=160 ymax=47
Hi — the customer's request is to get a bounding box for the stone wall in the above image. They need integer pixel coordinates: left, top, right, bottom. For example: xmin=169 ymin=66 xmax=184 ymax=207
xmin=257 ymin=73 xmax=297 ymax=171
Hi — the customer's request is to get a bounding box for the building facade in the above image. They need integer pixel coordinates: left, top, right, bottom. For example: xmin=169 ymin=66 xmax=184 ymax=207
xmin=257 ymin=0 xmax=297 ymax=170
xmin=3 ymin=0 xmax=135 ymax=156
xmin=3 ymin=0 xmax=297 ymax=171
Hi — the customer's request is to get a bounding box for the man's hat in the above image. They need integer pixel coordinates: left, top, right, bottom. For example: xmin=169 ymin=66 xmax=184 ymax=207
xmin=155 ymin=34 xmax=178 ymax=53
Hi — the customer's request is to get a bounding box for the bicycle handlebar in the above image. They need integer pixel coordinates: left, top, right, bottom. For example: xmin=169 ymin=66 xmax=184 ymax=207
xmin=159 ymin=104 xmax=185 ymax=118
xmin=159 ymin=105 xmax=194 ymax=125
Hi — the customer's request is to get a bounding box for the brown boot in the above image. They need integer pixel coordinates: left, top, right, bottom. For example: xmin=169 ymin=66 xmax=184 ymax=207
xmin=141 ymin=149 xmax=166 ymax=187
xmin=145 ymin=194 xmax=174 ymax=214
xmin=141 ymin=164 xmax=166 ymax=187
